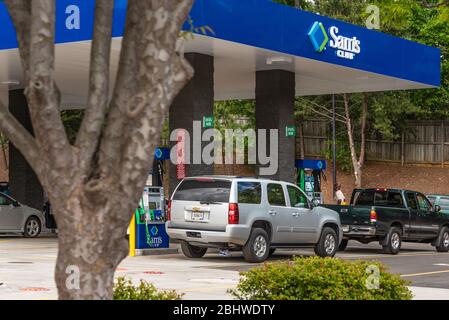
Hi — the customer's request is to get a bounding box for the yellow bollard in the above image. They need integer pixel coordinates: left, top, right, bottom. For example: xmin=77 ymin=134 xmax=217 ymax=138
xmin=129 ymin=213 xmax=136 ymax=257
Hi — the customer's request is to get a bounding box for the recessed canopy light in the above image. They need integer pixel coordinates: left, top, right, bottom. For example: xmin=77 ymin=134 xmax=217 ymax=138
xmin=1 ymin=80 xmax=20 ymax=85
xmin=266 ymin=56 xmax=293 ymax=65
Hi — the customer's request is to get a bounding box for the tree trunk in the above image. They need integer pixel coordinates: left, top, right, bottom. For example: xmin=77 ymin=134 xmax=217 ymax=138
xmin=52 ymin=190 xmax=131 ymax=300
xmin=344 ymin=93 xmax=363 ymax=188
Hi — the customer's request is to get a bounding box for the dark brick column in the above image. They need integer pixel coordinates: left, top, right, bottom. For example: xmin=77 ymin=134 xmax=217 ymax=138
xmin=168 ymin=53 xmax=214 ymax=195
xmin=256 ymin=70 xmax=296 ymax=182
xmin=8 ymin=89 xmax=44 ymax=210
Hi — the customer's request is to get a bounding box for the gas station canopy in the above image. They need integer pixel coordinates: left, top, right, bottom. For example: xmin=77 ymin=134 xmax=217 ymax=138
xmin=0 ymin=0 xmax=441 ymax=108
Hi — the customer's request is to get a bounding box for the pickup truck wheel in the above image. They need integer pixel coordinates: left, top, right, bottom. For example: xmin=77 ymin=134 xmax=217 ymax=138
xmin=180 ymin=242 xmax=208 ymax=259
xmin=314 ymin=227 xmax=338 ymax=258
xmin=338 ymin=239 xmax=349 ymax=251
xmin=436 ymin=227 xmax=449 ymax=253
xmin=242 ymin=228 xmax=270 ymax=263
xmin=382 ymin=227 xmax=402 ymax=255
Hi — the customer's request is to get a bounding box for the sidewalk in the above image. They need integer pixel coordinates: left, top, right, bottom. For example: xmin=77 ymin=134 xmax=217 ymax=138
xmin=410 ymin=287 xmax=449 ymax=300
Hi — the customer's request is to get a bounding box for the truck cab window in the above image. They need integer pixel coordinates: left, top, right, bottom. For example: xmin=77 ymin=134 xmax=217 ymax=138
xmin=386 ymin=191 xmax=404 ymax=208
xmin=406 ymin=193 xmax=418 ymax=210
xmin=354 ymin=190 xmax=374 ymax=206
xmin=416 ymin=194 xmax=431 ymax=211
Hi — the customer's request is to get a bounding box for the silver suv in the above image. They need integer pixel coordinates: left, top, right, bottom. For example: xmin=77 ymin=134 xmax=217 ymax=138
xmin=166 ymin=176 xmax=342 ymax=262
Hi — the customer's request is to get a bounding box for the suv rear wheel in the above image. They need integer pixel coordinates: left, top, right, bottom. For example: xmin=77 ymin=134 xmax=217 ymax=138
xmin=243 ymin=228 xmax=270 ymax=263
xmin=314 ymin=227 xmax=338 ymax=257
xmin=436 ymin=227 xmax=449 ymax=253
xmin=382 ymin=227 xmax=402 ymax=255
xmin=180 ymin=242 xmax=208 ymax=258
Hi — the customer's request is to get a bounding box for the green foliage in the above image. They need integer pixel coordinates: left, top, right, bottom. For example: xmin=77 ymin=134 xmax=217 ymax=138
xmin=60 ymin=110 xmax=84 ymax=144
xmin=322 ymin=137 xmax=352 ymax=173
xmin=113 ymin=277 xmax=183 ymax=300
xmin=180 ymin=17 xmax=215 ymax=40
xmin=229 ymin=256 xmax=413 ymax=300
xmin=0 ymin=133 xmax=7 ymax=146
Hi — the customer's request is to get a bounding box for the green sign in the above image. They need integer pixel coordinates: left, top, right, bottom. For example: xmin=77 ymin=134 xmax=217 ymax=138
xmin=203 ymin=116 xmax=214 ymax=129
xmin=286 ymin=125 xmax=296 ymax=137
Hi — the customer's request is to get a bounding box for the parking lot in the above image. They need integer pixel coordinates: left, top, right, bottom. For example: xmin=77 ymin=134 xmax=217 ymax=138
xmin=1 ymin=236 xmax=449 ymax=300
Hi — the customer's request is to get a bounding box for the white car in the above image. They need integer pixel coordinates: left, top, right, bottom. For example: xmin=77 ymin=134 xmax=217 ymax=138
xmin=0 ymin=192 xmax=45 ymax=237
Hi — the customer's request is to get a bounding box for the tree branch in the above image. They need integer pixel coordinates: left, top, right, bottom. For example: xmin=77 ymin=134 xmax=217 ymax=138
xmin=302 ymin=99 xmax=347 ymax=122
xmin=95 ymin=0 xmax=140 ymax=182
xmin=0 ymin=102 xmax=42 ymax=177
xmin=117 ymin=0 xmax=194 ymax=196
xmin=75 ymin=0 xmax=115 ymax=175
xmin=4 ymin=0 xmax=31 ymax=83
xmin=422 ymin=0 xmax=449 ymax=8
xmin=96 ymin=0 xmax=194 ymax=203
xmin=24 ymin=0 xmax=74 ymax=186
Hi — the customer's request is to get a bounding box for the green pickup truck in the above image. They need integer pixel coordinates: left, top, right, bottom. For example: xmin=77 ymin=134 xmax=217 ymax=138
xmin=323 ymin=188 xmax=449 ymax=255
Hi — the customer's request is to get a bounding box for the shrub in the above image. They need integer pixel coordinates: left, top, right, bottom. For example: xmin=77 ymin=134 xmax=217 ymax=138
xmin=229 ymin=256 xmax=412 ymax=300
xmin=113 ymin=277 xmax=183 ymax=300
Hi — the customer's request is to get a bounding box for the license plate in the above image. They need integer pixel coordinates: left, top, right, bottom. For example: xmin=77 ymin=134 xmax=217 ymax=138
xmin=191 ymin=211 xmax=205 ymax=221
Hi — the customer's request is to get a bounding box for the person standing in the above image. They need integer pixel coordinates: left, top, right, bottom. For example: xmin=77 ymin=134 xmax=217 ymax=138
xmin=334 ymin=184 xmax=346 ymax=205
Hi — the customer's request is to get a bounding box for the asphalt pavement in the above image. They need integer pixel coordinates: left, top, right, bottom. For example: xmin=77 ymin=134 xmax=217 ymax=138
xmin=0 ymin=236 xmax=448 ymax=300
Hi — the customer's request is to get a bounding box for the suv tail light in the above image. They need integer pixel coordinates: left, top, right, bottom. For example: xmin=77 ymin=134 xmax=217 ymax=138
xmin=167 ymin=200 xmax=172 ymax=222
xmin=228 ymin=203 xmax=239 ymax=224
xmin=370 ymin=208 xmax=377 ymax=223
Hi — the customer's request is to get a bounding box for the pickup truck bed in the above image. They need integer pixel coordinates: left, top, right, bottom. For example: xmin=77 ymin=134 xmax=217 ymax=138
xmin=323 ymin=188 xmax=449 ymax=254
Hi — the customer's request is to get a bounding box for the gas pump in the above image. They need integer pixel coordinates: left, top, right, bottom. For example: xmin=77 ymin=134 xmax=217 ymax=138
xmin=134 ymin=186 xmax=169 ymax=250
xmin=130 ymin=147 xmax=171 ymax=254
xmin=296 ymin=159 xmax=327 ymax=204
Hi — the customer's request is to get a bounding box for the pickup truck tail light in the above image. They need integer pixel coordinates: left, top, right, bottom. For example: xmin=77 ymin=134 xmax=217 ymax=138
xmin=370 ymin=208 xmax=377 ymax=223
xmin=228 ymin=203 xmax=239 ymax=224
xmin=167 ymin=200 xmax=172 ymax=222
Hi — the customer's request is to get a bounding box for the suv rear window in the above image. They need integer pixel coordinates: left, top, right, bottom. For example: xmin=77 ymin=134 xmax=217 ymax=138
xmin=173 ymin=179 xmax=231 ymax=203
xmin=238 ymin=182 xmax=261 ymax=204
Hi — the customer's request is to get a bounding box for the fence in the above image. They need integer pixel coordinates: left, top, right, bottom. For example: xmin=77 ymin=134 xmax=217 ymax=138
xmin=300 ymin=119 xmax=449 ymax=166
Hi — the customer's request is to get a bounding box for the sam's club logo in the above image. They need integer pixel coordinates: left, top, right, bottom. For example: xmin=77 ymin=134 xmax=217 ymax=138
xmin=150 ymin=226 xmax=159 ymax=236
xmin=308 ymin=22 xmax=329 ymax=53
xmin=308 ymin=21 xmax=361 ymax=60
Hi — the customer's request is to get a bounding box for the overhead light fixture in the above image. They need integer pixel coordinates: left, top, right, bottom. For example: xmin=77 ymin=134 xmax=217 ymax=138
xmin=266 ymin=56 xmax=293 ymax=65
xmin=1 ymin=80 xmax=20 ymax=86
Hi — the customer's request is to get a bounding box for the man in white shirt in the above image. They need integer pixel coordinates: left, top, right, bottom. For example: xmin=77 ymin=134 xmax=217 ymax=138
xmin=334 ymin=183 xmax=346 ymax=204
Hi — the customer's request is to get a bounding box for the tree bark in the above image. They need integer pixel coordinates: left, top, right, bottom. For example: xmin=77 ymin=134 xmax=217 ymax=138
xmin=54 ymin=189 xmax=131 ymax=300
